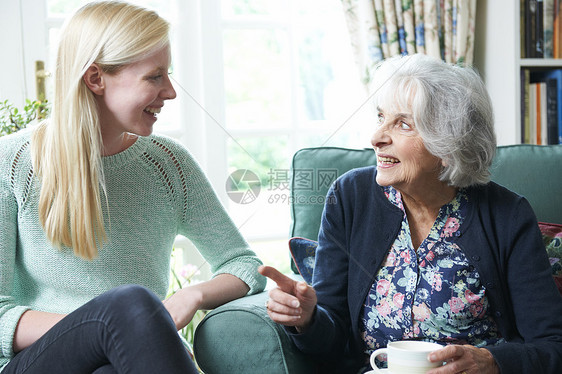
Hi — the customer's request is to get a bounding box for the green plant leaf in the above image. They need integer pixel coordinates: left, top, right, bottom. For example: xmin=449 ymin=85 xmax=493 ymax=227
xmin=0 ymin=99 xmax=50 ymax=137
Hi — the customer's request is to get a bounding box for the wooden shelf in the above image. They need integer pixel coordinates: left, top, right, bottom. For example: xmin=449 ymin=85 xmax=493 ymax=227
xmin=520 ymin=59 xmax=562 ymax=68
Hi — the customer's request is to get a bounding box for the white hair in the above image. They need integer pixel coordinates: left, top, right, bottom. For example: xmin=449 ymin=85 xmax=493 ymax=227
xmin=370 ymin=53 xmax=496 ymax=187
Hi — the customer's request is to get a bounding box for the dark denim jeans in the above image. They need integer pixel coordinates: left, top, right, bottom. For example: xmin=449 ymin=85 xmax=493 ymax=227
xmin=4 ymin=285 xmax=197 ymax=374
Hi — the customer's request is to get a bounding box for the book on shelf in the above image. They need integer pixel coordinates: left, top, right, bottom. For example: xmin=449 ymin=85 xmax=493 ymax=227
xmin=537 ymin=0 xmax=545 ymax=58
xmin=522 ymin=0 xmax=562 ymax=58
xmin=522 ymin=0 xmax=526 ymax=58
xmin=526 ymin=69 xmax=562 ymax=144
xmin=528 ymin=82 xmax=537 ymax=144
xmin=545 ymin=78 xmax=559 ymax=144
xmin=525 ymin=83 xmax=537 ymax=144
xmin=531 ymin=82 xmax=546 ymax=145
xmin=544 ymin=0 xmax=555 ymax=58
xmin=552 ymin=0 xmax=562 ymax=58
xmin=537 ymin=82 xmax=548 ymax=145
xmin=525 ymin=0 xmax=537 ymax=58
xmin=521 ymin=69 xmax=531 ymax=143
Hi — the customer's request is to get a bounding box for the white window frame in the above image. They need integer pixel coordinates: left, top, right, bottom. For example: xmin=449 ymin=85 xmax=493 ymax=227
xmin=4 ymin=0 xmax=371 ymax=245
xmin=0 ymin=0 xmax=48 ymax=108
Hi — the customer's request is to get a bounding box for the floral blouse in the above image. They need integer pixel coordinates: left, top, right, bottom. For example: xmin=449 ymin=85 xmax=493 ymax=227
xmin=361 ymin=186 xmax=503 ymax=354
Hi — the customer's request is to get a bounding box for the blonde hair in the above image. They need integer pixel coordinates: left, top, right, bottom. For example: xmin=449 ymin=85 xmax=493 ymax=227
xmin=31 ymin=1 xmax=170 ymax=259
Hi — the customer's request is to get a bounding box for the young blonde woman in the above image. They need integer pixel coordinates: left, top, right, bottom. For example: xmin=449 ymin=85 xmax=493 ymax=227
xmin=0 ymin=1 xmax=265 ymax=372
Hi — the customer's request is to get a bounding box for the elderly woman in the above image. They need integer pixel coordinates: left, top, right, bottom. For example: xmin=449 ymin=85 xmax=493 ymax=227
xmin=259 ymin=53 xmax=562 ymax=374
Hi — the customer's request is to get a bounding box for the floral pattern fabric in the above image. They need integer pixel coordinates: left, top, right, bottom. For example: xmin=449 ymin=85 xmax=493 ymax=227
xmin=340 ymin=0 xmax=477 ymax=87
xmin=361 ymin=186 xmax=503 ymax=354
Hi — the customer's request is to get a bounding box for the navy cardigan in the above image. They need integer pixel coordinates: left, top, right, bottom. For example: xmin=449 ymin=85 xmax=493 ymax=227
xmin=288 ymin=167 xmax=562 ymax=373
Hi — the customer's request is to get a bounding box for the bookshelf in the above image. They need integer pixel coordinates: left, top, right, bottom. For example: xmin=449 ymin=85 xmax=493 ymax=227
xmin=520 ymin=59 xmax=562 ymax=67
xmin=474 ymin=0 xmax=561 ymax=145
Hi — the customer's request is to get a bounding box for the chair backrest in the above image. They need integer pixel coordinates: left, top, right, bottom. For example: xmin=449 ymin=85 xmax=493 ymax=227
xmin=289 ymin=147 xmax=376 ymax=242
xmin=290 ymin=145 xmax=562 ymax=244
xmin=489 ymin=144 xmax=562 ymax=224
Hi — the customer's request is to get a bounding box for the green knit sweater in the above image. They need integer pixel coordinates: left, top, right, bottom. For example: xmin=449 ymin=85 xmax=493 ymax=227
xmin=0 ymin=128 xmax=265 ymax=369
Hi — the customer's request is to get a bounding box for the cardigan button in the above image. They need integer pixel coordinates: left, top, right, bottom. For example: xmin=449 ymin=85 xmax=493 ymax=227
xmin=471 ymin=255 xmax=480 ymax=261
xmin=495 ymin=311 xmax=502 ymax=318
xmin=486 ymin=282 xmax=496 ymax=289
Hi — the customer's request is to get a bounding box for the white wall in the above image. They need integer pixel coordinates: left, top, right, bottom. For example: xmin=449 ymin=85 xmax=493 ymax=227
xmin=473 ymin=0 xmax=519 ymax=145
xmin=0 ymin=0 xmax=48 ymax=108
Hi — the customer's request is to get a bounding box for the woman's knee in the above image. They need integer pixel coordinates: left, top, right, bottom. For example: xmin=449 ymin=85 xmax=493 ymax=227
xmin=98 ymin=285 xmax=172 ymax=325
xmin=104 ymin=284 xmax=160 ymax=308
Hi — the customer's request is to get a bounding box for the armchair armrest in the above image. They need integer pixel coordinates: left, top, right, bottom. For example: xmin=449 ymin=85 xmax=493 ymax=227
xmin=193 ymin=290 xmax=316 ymax=373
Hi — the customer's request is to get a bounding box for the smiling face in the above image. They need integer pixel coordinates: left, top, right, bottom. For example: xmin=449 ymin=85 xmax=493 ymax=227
xmin=371 ymin=105 xmax=443 ymax=194
xmin=95 ymin=44 xmax=176 ymax=140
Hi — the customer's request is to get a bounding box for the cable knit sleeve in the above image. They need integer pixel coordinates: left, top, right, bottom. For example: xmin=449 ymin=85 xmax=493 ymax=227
xmin=151 ymin=136 xmax=266 ymax=295
xmin=0 ymin=135 xmax=31 ymax=367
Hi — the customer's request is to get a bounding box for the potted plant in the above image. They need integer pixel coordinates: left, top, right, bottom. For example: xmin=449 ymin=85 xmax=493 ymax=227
xmin=168 ymin=247 xmax=208 ymax=372
xmin=0 ymin=99 xmax=50 ymax=137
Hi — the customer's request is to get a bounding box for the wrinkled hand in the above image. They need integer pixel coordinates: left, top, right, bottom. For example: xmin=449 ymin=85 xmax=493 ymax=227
xmin=258 ymin=265 xmax=317 ymax=331
xmin=163 ymin=287 xmax=202 ymax=331
xmin=426 ymin=344 xmax=499 ymax=374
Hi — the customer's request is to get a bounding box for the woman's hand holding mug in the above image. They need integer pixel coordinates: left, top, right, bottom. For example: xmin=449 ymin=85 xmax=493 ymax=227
xmin=370 ymin=341 xmax=444 ymax=373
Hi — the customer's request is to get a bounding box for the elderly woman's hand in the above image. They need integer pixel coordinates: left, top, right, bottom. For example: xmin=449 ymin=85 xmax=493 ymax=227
xmin=258 ymin=265 xmax=317 ymax=332
xmin=426 ymin=345 xmax=499 ymax=374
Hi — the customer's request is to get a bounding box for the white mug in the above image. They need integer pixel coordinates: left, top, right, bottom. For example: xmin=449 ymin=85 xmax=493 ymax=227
xmin=370 ymin=340 xmax=444 ymax=373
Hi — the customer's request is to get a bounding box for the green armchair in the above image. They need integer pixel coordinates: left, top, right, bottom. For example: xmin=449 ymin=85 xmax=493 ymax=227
xmin=193 ymin=144 xmax=562 ymax=374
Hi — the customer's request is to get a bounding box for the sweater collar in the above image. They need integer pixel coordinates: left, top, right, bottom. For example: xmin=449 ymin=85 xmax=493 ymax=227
xmin=102 ymin=135 xmax=149 ymax=171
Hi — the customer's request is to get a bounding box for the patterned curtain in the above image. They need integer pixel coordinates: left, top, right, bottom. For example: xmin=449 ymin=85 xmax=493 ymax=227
xmin=341 ymin=0 xmax=477 ymax=86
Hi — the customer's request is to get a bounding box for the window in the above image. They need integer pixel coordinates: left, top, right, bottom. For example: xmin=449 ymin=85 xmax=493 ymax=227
xmin=219 ymin=1 xmax=374 ymax=260
xmin=40 ymin=0 xmax=375 ymax=272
